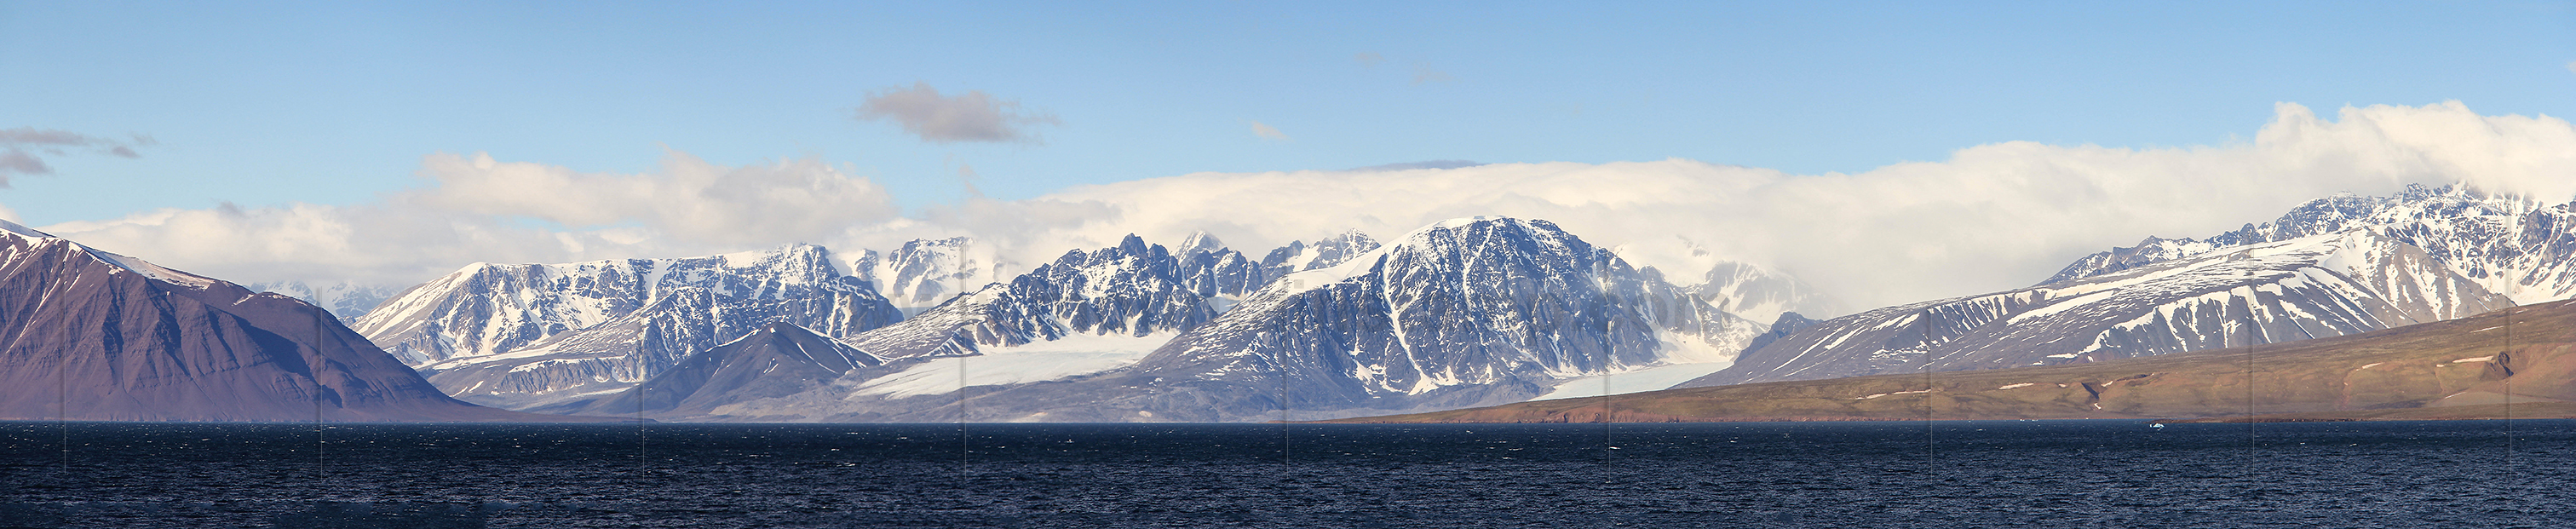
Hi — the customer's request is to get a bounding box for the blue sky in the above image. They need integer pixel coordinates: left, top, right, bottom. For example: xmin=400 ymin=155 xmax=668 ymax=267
xmin=5 ymin=1 xmax=2571 ymax=227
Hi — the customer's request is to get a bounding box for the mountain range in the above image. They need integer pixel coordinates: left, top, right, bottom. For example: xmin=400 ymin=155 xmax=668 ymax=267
xmin=674 ymin=217 xmax=1769 ymax=422
xmin=21 ymin=181 xmax=2567 ymax=423
xmin=350 ymin=244 xmax=905 ymax=409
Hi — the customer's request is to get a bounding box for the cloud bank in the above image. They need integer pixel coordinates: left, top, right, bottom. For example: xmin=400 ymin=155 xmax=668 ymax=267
xmin=856 ymin=83 xmax=1060 ymax=144
xmin=28 ymin=101 xmax=2576 ymax=313
xmin=1016 ymin=101 xmax=2575 ymax=309
xmin=43 ymin=151 xmax=906 ymax=285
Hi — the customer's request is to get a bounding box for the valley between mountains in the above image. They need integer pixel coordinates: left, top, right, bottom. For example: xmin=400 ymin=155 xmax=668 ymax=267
xmin=4 ymin=182 xmax=2572 ymax=423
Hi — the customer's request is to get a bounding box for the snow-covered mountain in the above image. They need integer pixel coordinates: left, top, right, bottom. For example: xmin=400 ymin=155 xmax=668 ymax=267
xmin=850 ymin=237 xmax=1012 ymax=316
xmin=595 ymin=231 xmax=1405 ymax=422
xmin=1687 ymin=261 xmax=1844 ymax=323
xmin=1682 ymin=228 xmax=2512 ymax=388
xmin=859 ymin=216 xmax=1768 ymax=422
xmin=0 ymin=220 xmax=598 ymax=423
xmin=246 ymin=280 xmax=397 ymax=321
xmin=1256 ymin=230 xmax=1382 ymax=279
xmin=839 ymin=233 xmax=1258 ymax=360
xmin=352 ymin=244 xmax=902 ymax=409
xmin=2045 ymin=184 xmax=2576 ymax=304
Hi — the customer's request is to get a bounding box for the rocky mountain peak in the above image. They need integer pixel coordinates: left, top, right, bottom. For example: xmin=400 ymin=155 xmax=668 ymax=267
xmin=1176 ymin=231 xmax=1226 ymax=255
xmin=1258 ymin=229 xmax=1380 ymax=277
xmin=852 ymin=236 xmax=1006 ymax=313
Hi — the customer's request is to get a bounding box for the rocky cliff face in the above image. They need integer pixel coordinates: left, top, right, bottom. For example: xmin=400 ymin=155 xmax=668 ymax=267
xmin=353 ymin=244 xmax=900 ymax=409
xmin=840 ymin=234 xmax=1251 ymax=360
xmin=0 ymin=221 xmax=601 ymax=423
xmin=1684 ymin=229 xmax=2511 ymax=388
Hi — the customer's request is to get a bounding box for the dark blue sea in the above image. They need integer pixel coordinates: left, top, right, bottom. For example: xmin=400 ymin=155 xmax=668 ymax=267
xmin=2 ymin=420 xmax=2569 ymax=528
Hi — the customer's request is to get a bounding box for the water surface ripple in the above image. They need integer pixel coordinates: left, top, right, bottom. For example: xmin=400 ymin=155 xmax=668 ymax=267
xmin=2 ymin=420 xmax=2568 ymax=528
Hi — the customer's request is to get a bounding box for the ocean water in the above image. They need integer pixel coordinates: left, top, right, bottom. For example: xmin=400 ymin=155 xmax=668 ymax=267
xmin=2 ymin=420 xmax=2570 ymax=528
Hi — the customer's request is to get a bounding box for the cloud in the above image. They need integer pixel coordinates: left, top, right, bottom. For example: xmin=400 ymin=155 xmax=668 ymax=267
xmin=0 ymin=127 xmax=152 ymax=187
xmin=35 ymin=102 xmax=2576 ymax=319
xmin=1410 ymin=63 xmax=1454 ymax=85
xmin=1349 ymin=160 xmax=1482 ymax=172
xmin=1005 ymin=101 xmax=2576 ymax=313
xmin=855 ymin=83 xmax=1060 ymax=144
xmin=43 ymin=150 xmax=902 ymax=285
xmin=1354 ymin=52 xmax=1383 ymax=67
xmin=955 ymin=162 xmax=985 ymax=198
xmin=2566 ymin=60 xmax=2575 ymax=76
xmin=1249 ymin=121 xmax=1290 ymax=141
xmin=0 ymin=151 xmax=44 ymax=177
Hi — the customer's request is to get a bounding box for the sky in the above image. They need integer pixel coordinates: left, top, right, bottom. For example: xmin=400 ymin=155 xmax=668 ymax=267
xmin=3 ymin=1 xmax=2574 ymax=312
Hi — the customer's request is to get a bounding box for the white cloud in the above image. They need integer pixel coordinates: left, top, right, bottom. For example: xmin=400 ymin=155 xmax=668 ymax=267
xmin=855 ymin=83 xmax=1059 ymax=144
xmin=995 ymin=101 xmax=2576 ymax=312
xmin=2565 ymin=60 xmax=2575 ymax=76
xmin=411 ymin=151 xmax=900 ymax=246
xmin=32 ymin=101 xmax=2576 ymax=317
xmin=43 ymin=151 xmax=903 ymax=285
xmin=1249 ymin=121 xmax=1290 ymax=141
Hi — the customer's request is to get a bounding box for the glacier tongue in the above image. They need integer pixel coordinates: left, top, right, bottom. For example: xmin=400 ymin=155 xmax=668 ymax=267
xmin=848 ymin=332 xmax=1174 ymax=399
xmin=1529 ymin=363 xmax=1737 ymax=401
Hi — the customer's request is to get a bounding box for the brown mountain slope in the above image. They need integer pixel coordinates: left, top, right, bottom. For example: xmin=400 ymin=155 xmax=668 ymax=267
xmin=1325 ymin=299 xmax=2576 ymax=423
